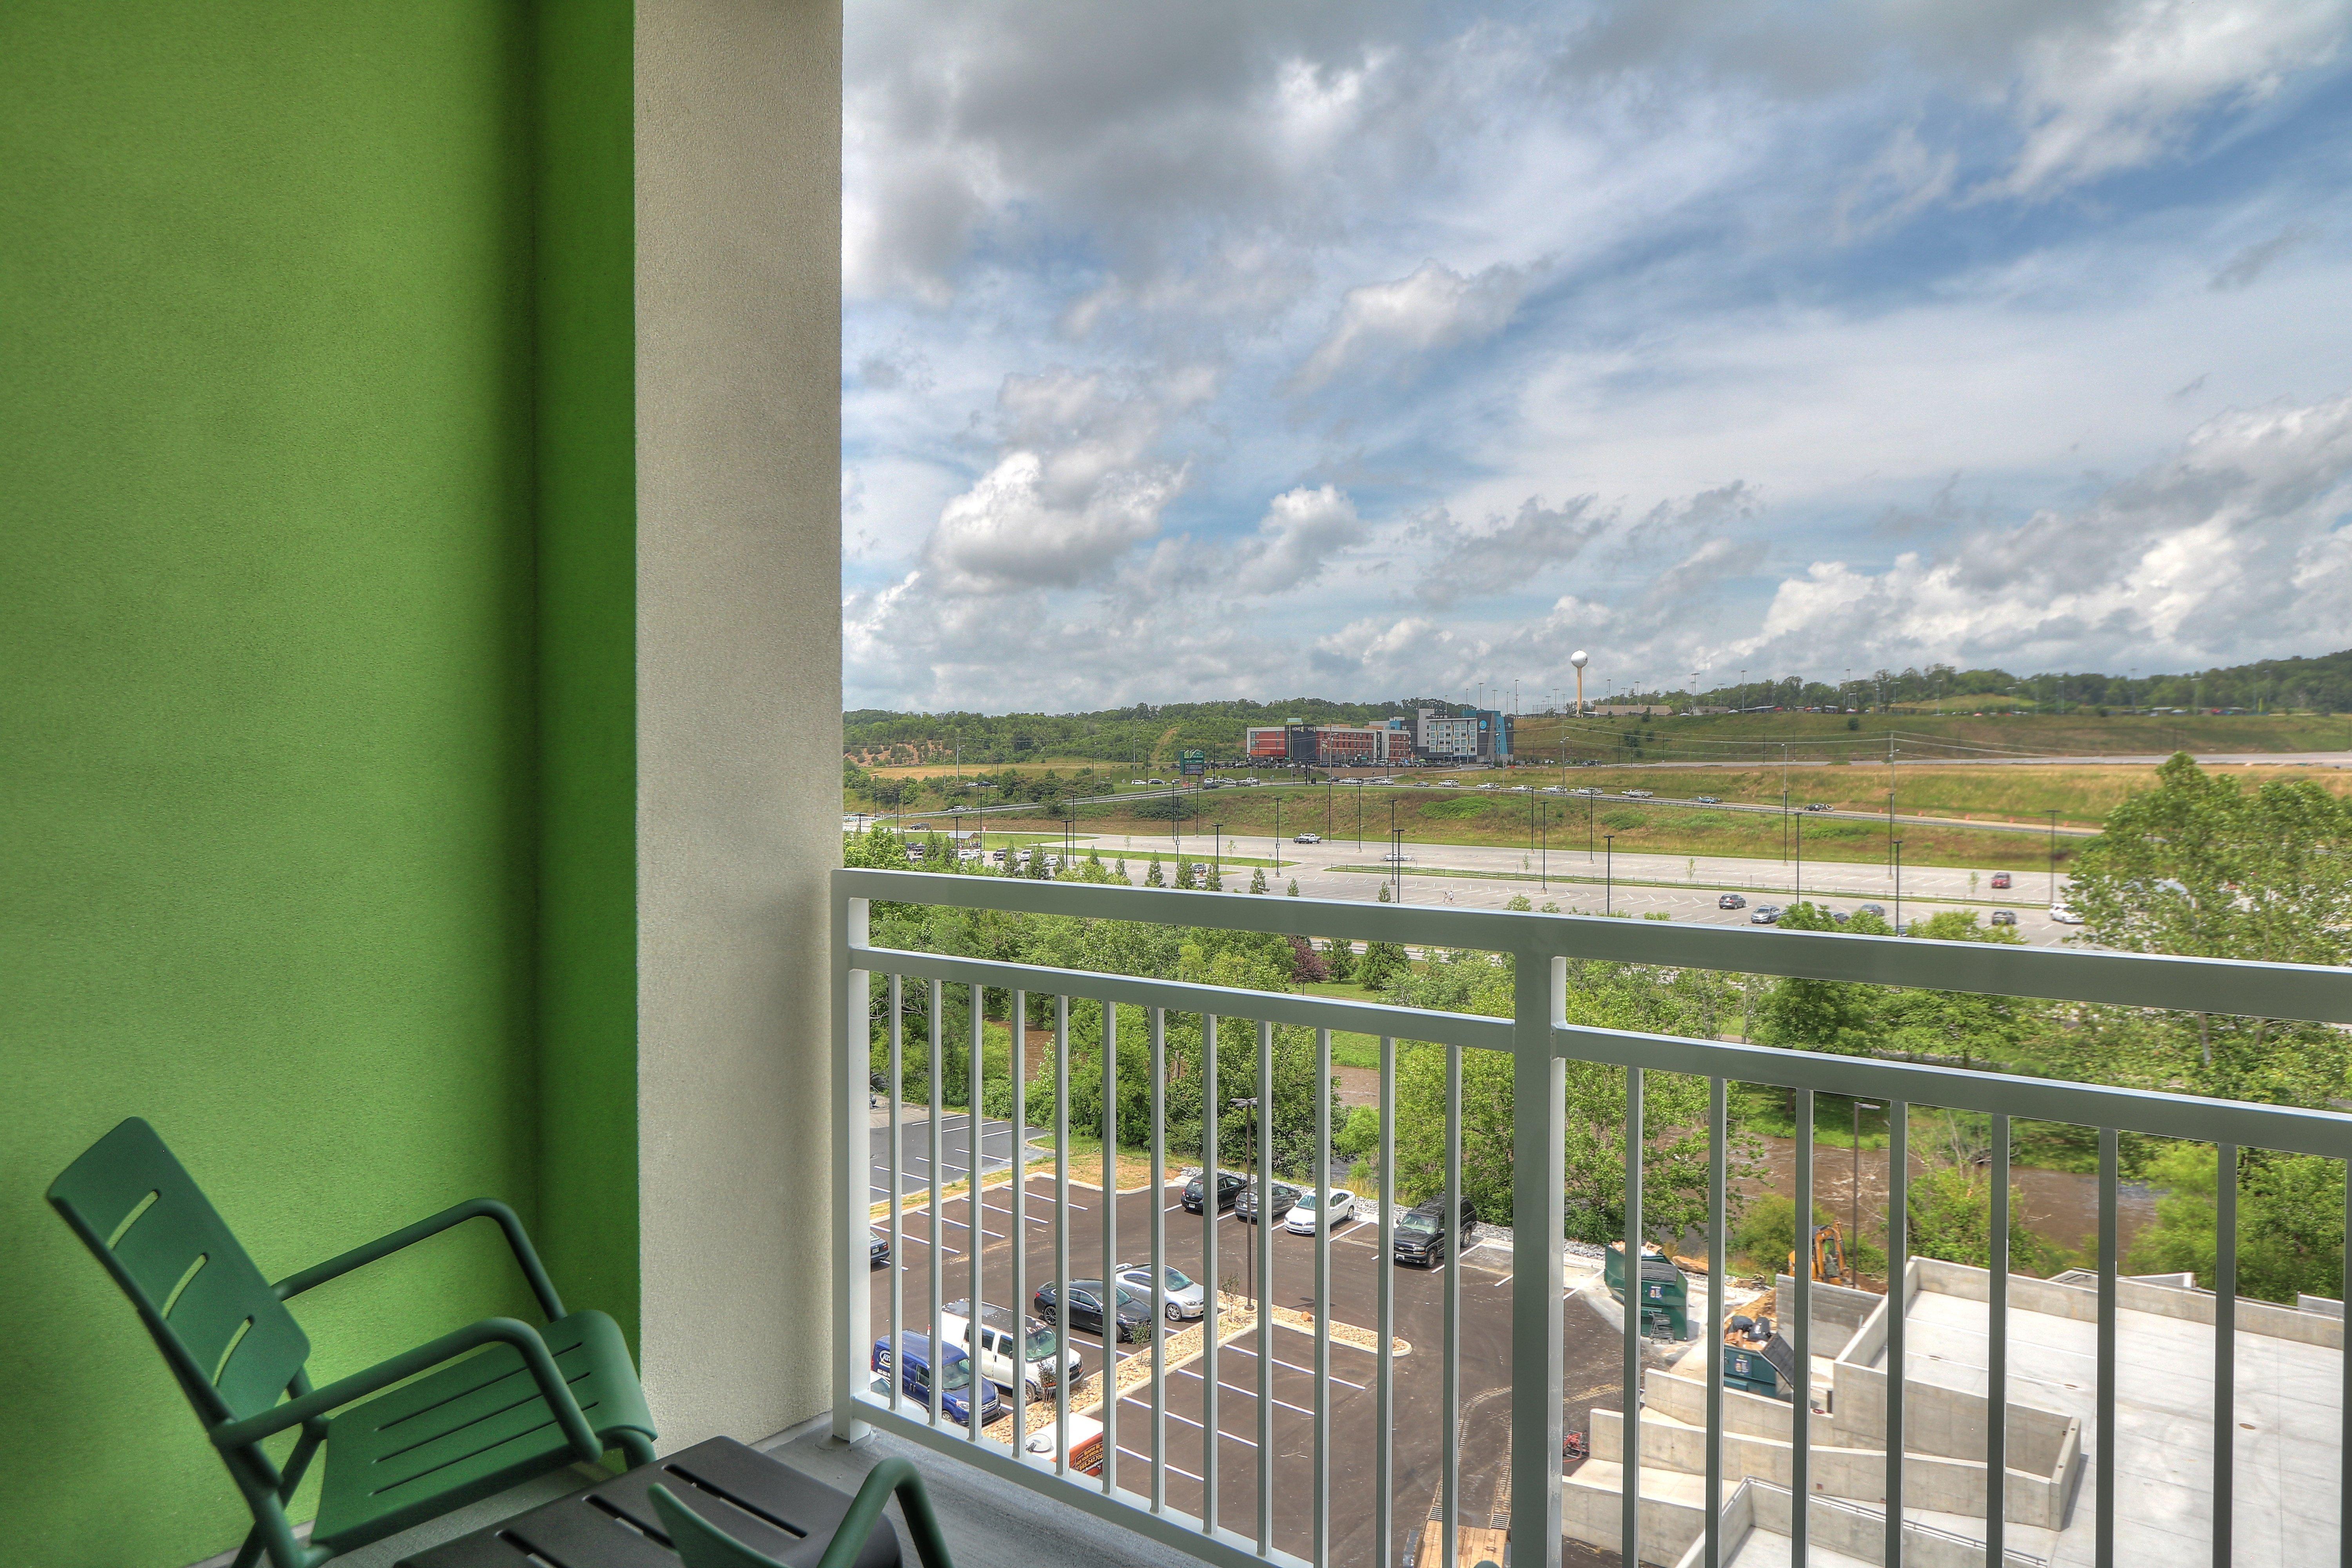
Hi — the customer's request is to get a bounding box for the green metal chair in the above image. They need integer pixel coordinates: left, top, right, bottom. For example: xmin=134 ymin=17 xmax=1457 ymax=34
xmin=49 ymin=1117 xmax=657 ymax=1568
xmin=648 ymin=1458 xmax=952 ymax=1568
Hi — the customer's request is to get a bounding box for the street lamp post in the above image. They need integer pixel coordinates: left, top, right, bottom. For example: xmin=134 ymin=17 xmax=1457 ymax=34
xmin=1893 ymin=841 xmax=1904 ymax=931
xmin=1214 ymin=824 xmax=1224 ymax=886
xmin=1795 ymin=813 xmax=1804 ymax=907
xmin=1229 ymin=1096 xmax=1259 ymax=1301
xmin=2048 ymin=810 xmax=2060 ymax=906
xmin=1604 ymin=834 xmax=1615 ymax=915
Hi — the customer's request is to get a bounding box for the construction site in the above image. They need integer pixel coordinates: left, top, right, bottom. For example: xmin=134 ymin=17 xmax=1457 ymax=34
xmin=1572 ymin=1253 xmax=2345 ymax=1566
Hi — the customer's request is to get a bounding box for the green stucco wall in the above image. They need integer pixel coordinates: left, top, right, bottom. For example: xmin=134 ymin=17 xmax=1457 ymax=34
xmin=0 ymin=6 xmax=636 ymax=1566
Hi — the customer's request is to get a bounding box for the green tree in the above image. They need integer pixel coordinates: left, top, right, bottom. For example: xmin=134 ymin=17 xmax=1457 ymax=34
xmin=2126 ymin=1143 xmax=2345 ymax=1303
xmin=1145 ymin=855 xmax=1165 ymax=887
xmin=1249 ymin=866 xmax=1269 ymax=894
xmin=1321 ymin=938 xmax=1357 ymax=982
xmin=1357 ymin=941 xmax=1410 ymax=991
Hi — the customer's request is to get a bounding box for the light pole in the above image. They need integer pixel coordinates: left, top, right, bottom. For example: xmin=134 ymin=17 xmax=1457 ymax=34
xmin=1795 ymin=812 xmax=1804 ymax=907
xmin=1214 ymin=823 xmax=1223 ymax=886
xmin=1604 ymin=834 xmax=1615 ymax=914
xmin=1852 ymin=1100 xmax=1882 ymax=1271
xmin=1893 ymin=841 xmax=1904 ymax=931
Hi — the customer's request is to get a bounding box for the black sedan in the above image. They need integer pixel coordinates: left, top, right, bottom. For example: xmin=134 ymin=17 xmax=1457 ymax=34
xmin=869 ymin=1228 xmax=890 ymax=1268
xmin=1182 ymin=1169 xmax=1248 ymax=1213
xmin=1232 ymin=1181 xmax=1303 ymax=1224
xmin=1033 ymin=1279 xmax=1156 ymax=1342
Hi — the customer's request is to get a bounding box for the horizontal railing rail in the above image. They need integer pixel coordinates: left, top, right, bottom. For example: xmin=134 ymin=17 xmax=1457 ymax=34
xmin=830 ymin=867 xmax=2352 ymax=1568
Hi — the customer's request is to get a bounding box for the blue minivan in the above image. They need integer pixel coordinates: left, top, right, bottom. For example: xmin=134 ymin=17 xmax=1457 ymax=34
xmin=870 ymin=1331 xmax=1004 ymax=1426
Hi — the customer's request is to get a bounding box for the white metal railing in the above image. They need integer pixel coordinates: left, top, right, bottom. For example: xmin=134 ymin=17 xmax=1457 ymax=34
xmin=829 ymin=867 xmax=2352 ymax=1568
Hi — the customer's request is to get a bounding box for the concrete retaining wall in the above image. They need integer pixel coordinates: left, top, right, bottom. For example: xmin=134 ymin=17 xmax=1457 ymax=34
xmin=1561 ymin=1472 xmax=1705 ymax=1568
xmin=1912 ymin=1257 xmax=2343 ymax=1348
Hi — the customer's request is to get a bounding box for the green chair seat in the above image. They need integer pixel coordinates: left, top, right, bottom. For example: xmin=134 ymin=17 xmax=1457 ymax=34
xmin=315 ymin=1308 xmax=652 ymax=1553
xmin=49 ymin=1118 xmax=656 ymax=1568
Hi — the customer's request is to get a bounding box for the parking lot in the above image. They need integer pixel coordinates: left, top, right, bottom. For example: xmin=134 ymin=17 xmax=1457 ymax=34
xmin=869 ymin=1169 xmax=1626 ymax=1564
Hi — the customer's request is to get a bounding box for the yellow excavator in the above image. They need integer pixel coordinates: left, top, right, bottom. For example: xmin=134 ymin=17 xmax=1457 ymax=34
xmin=1788 ymin=1222 xmax=1853 ymax=1287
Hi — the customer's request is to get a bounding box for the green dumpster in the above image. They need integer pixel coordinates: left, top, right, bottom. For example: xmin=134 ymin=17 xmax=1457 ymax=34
xmin=1604 ymin=1243 xmax=1689 ymax=1340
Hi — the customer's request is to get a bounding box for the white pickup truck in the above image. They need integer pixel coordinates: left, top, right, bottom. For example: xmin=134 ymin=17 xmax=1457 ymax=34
xmin=939 ymin=1300 xmax=1084 ymax=1402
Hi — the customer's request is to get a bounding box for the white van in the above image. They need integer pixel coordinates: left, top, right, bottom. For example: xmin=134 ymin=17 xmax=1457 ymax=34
xmin=939 ymin=1299 xmax=1084 ymax=1402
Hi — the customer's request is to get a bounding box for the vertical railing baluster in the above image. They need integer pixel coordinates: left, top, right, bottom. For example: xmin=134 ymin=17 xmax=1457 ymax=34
xmin=1444 ymin=1038 xmax=1465 ymax=1568
xmin=1054 ymin=995 xmax=1071 ymax=1475
xmin=1989 ymin=1115 xmax=2009 ymax=1568
xmin=1011 ymin=987 xmax=1027 ymax=1464
xmin=1203 ymin=1013 xmax=1221 ymax=1534
xmin=1256 ymin=1019 xmax=1275 ymax=1556
xmin=1622 ymin=1064 xmax=1643 ymax=1568
xmin=1794 ymin=1087 xmax=1812 ymax=1567
xmin=1706 ymin=1077 xmax=1725 ymax=1568
xmin=1886 ymin=1099 xmax=1908 ymax=1568
xmin=1102 ymin=999 xmax=1119 ymax=1497
xmin=1151 ymin=1007 xmax=1168 ymax=1515
xmin=1377 ymin=1033 xmax=1397 ymax=1568
xmin=2216 ymin=1142 xmax=2237 ymax=1568
xmin=1512 ymin=955 xmax=1568 ymax=1568
xmin=888 ymin=976 xmax=904 ymax=1417
xmin=1314 ymin=1025 xmax=1333 ymax=1568
xmin=2340 ymin=1162 xmax=2350 ymax=1568
xmin=929 ymin=979 xmax=945 ymax=1428
xmin=969 ymin=983 xmax=985 ymax=1445
xmin=2096 ymin=1126 xmax=2117 ymax=1568
xmin=835 ymin=897 xmax=873 ymax=1445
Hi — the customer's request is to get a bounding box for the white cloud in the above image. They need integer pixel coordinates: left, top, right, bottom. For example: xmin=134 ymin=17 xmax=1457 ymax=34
xmin=1291 ymin=261 xmax=1530 ymax=394
xmin=1230 ymin=485 xmax=1365 ymax=596
xmin=1995 ymin=1 xmax=2348 ymax=198
xmin=1738 ymin=391 xmax=2352 ymax=670
xmin=1413 ymin=495 xmax=1607 ymax=607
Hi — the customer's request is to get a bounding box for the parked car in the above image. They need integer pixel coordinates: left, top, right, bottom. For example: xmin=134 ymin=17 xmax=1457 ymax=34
xmin=1033 ymin=1279 xmax=1156 ymax=1341
xmin=1182 ymin=1169 xmax=1247 ymax=1213
xmin=1622 ymin=789 xmax=1654 ymax=799
xmin=870 ymin=1333 xmax=1004 ymax=1426
xmin=1018 ymin=1412 xmax=1105 ymax=1475
xmin=1695 ymin=795 xmax=1721 ymax=804
xmin=1990 ymin=871 xmax=2012 ymax=889
xmin=2050 ymin=904 xmax=2084 ymax=925
xmin=1856 ymin=903 xmax=1886 ymax=919
xmin=1717 ymin=893 xmax=1746 ymax=910
xmin=1750 ymin=905 xmax=1782 ymax=925
xmin=1989 ymin=909 xmax=2018 ymax=926
xmin=1830 ymin=909 xmax=1850 ymax=924
xmin=939 ymin=1299 xmax=1083 ymax=1402
xmin=1232 ymin=1180 xmax=1303 ymax=1224
xmin=1804 ymin=802 xmax=1830 ymax=812
xmin=1393 ymin=1197 xmax=1478 ymax=1267
xmin=1113 ymin=1263 xmax=1206 ymax=1321
xmin=1294 ymin=832 xmax=1321 ymax=844
xmin=1284 ymin=1187 xmax=1357 ymax=1235
xmin=869 ymin=1227 xmax=891 ymax=1268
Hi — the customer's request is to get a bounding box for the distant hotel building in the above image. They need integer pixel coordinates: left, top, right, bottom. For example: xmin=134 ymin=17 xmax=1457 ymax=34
xmin=1243 ymin=706 xmax=1513 ymax=767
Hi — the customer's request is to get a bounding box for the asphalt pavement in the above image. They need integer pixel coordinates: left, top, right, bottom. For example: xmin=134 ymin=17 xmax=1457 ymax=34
xmin=867 ymin=1172 xmax=1625 ymax=1567
xmin=870 ymin=1112 xmax=1040 ymax=1202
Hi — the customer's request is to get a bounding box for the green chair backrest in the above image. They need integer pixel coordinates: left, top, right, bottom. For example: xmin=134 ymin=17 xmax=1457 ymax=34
xmin=49 ymin=1118 xmax=311 ymax=1428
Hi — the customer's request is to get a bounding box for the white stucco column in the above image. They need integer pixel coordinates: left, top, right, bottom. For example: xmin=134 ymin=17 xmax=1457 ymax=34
xmin=634 ymin=0 xmax=842 ymax=1446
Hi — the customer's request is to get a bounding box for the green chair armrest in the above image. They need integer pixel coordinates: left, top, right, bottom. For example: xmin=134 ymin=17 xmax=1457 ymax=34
xmin=650 ymin=1459 xmax=952 ymax=1568
xmin=211 ymin=1316 xmax=603 ymax=1465
xmin=272 ymin=1198 xmax=564 ymax=1320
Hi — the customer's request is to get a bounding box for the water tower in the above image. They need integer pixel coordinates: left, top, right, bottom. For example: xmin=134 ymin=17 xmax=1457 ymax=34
xmin=1570 ymin=649 xmax=1589 ymax=715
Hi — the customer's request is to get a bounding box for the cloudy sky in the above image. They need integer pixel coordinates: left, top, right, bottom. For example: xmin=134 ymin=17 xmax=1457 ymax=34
xmin=842 ymin=0 xmax=2352 ymax=712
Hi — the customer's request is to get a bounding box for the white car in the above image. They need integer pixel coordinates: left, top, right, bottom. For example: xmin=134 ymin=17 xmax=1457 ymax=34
xmin=2050 ymin=905 xmax=2084 ymax=924
xmin=1541 ymin=785 xmax=1564 ymax=794
xmin=1622 ymin=789 xmax=1654 ymax=799
xmin=1113 ymin=1262 xmax=1205 ymax=1320
xmin=1284 ymin=1187 xmax=1358 ymax=1234
xmin=1293 ymin=832 xmax=1321 ymax=844
xmin=938 ymin=1302 xmax=1084 ymax=1403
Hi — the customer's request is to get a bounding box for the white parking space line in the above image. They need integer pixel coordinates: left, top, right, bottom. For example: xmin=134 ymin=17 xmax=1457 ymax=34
xmin=1215 ymin=1344 xmax=1370 ymax=1388
xmin=1170 ymin=1367 xmax=1316 ymax=1418
xmin=1493 ymin=1273 xmax=1514 ymax=1287
xmin=1137 ymin=1405 xmax=1258 ymax=1448
xmin=1114 ymin=1442 xmax=1205 ymax=1483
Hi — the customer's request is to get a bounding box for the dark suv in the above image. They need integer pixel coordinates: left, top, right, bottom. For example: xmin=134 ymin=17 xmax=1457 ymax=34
xmin=1393 ymin=1197 xmax=1478 ymax=1266
xmin=1182 ymin=1170 xmax=1248 ymax=1213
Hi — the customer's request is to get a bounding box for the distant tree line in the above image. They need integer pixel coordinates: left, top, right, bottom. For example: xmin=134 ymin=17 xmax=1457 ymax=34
xmin=1624 ymin=646 xmax=2352 ymax=715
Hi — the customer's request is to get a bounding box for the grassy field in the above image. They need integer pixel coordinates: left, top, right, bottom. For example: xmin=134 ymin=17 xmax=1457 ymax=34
xmin=1064 ymin=789 xmax=2061 ymax=870
xmin=1518 ymin=708 xmax=2349 ymax=766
